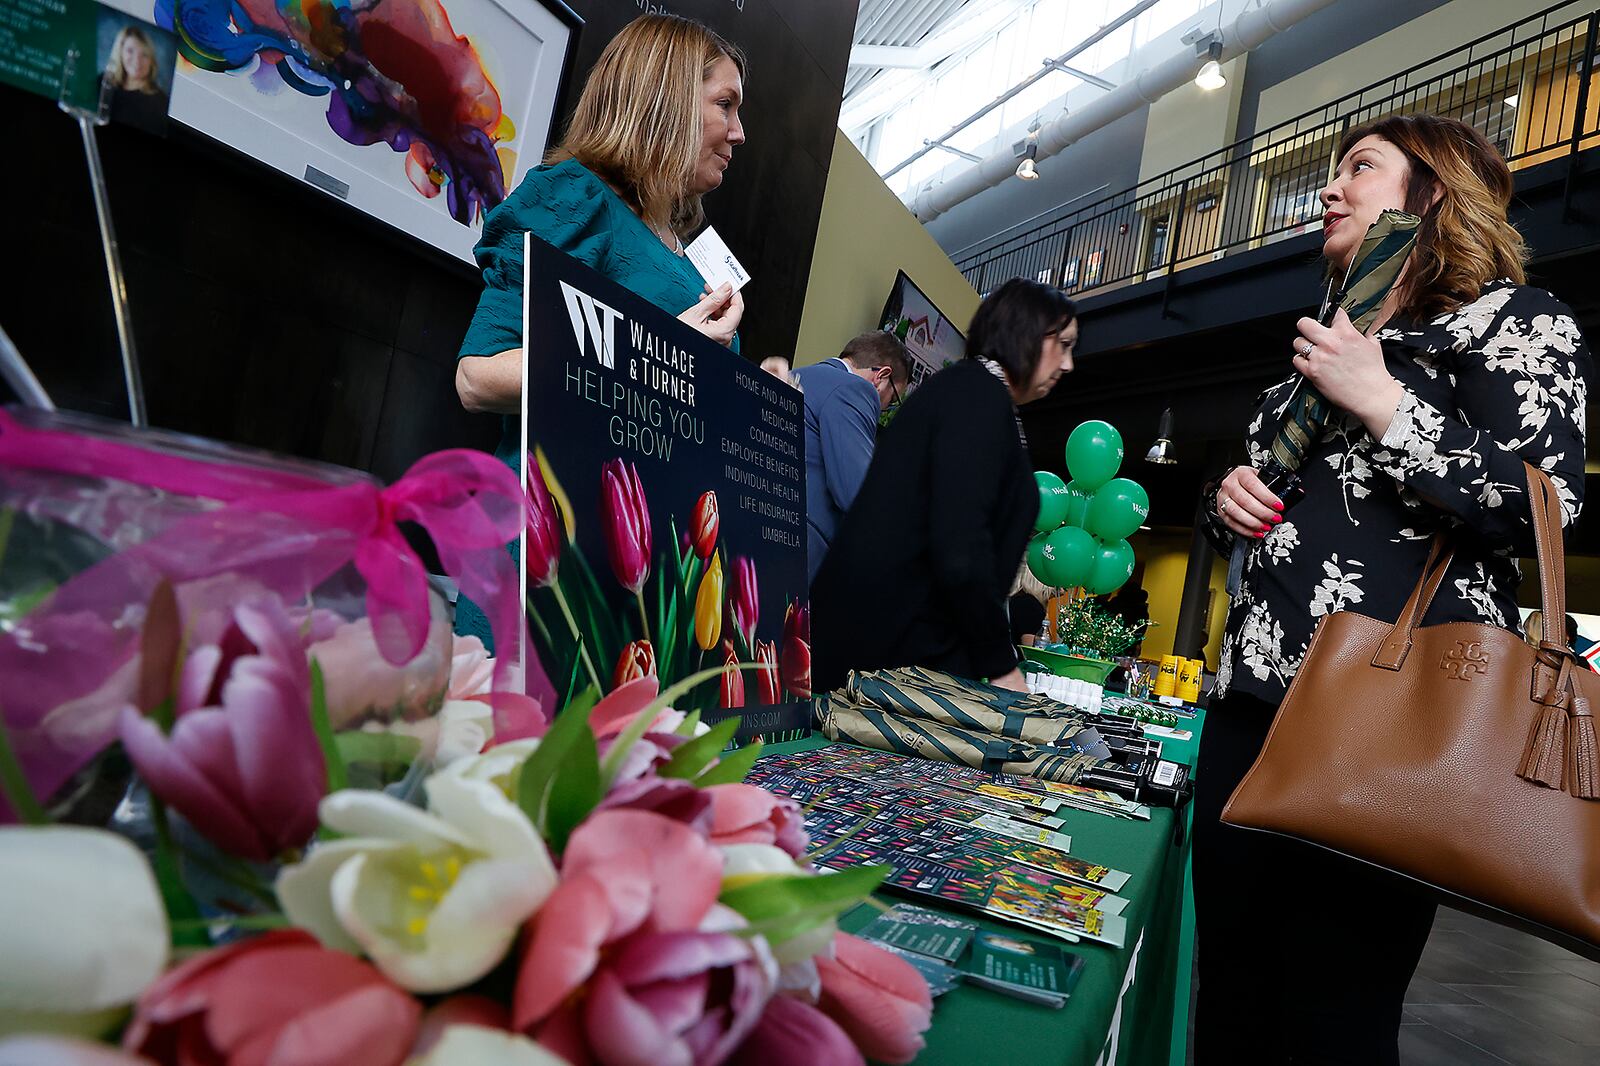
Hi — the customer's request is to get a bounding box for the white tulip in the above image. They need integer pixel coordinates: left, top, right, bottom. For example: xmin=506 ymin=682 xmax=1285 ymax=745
xmin=277 ymin=767 xmax=555 ymax=994
xmin=718 ymin=843 xmax=837 ymax=966
xmin=408 ymin=1025 xmax=570 ymax=1066
xmin=0 ymin=827 xmax=167 ymax=1038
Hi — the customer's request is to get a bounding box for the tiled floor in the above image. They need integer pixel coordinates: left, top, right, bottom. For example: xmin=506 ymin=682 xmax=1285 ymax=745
xmin=1400 ymin=908 xmax=1600 ymax=1066
xmin=1185 ymin=907 xmax=1600 ymax=1064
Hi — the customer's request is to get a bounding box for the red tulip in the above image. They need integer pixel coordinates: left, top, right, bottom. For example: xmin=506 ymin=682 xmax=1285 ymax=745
xmin=781 ymin=602 xmax=811 ymax=699
xmin=754 ymin=639 xmax=781 ymax=705
xmin=721 ymin=640 xmax=745 ymax=708
xmin=123 ymin=929 xmax=420 ymax=1066
xmin=600 ymin=459 xmax=652 ymax=595
xmin=815 ymin=933 xmax=933 ymax=1065
xmin=513 ymin=811 xmax=772 ymax=1064
xmin=727 ymin=556 xmax=759 ymax=648
xmin=705 ymin=782 xmax=809 ymax=858
xmin=525 ymin=456 xmax=563 ymax=588
xmin=611 ymin=639 xmax=656 ymax=689
xmin=691 ymin=490 xmax=719 ymax=561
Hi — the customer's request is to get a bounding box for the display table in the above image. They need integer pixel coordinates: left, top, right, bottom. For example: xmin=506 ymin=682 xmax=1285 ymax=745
xmin=767 ymin=709 xmax=1205 ymax=1066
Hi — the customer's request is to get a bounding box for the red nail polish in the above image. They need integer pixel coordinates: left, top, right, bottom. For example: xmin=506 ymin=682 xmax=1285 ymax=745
xmin=1257 ymin=528 xmax=1269 ymax=537
xmin=1272 ymin=502 xmax=1284 ymax=512
xmin=1271 ymin=515 xmax=1283 ymax=524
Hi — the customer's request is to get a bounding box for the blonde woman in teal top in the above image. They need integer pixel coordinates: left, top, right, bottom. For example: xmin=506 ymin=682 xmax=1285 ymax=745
xmin=454 ymin=14 xmax=746 ymax=645
xmin=456 ymin=13 xmax=747 ymax=470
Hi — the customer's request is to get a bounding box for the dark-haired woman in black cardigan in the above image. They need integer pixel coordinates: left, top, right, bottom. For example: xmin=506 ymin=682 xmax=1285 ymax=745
xmin=811 ymin=279 xmax=1078 ymax=694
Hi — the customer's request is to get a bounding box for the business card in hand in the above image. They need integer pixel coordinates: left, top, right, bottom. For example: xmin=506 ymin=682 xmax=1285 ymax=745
xmin=686 ymin=226 xmax=751 ymax=293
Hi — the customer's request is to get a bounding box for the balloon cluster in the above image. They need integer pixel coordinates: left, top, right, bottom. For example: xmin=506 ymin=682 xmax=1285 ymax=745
xmin=1027 ymin=421 xmax=1147 ymax=596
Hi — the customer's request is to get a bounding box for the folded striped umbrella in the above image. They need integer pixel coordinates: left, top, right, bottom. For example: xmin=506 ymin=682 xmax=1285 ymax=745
xmin=818 ymin=666 xmax=1110 ymax=782
xmin=1265 ymin=208 xmax=1422 ymax=478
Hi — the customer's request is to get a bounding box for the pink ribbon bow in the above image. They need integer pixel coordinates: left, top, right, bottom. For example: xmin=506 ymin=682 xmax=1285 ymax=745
xmin=0 ymin=409 xmax=550 ymax=822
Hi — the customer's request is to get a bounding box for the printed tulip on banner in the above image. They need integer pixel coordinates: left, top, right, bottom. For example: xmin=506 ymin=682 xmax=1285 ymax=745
xmin=612 ymin=639 xmax=656 ymax=689
xmin=754 ymin=639 xmax=781 ymax=704
xmin=720 ymin=640 xmax=745 ymax=708
xmin=695 ymin=552 xmax=725 ymax=651
xmin=727 ymin=556 xmax=760 ymax=649
xmin=524 ymin=456 xmax=563 ymax=588
xmin=781 ymin=602 xmax=811 ymax=699
xmin=690 ymin=490 xmax=720 ymax=561
xmin=599 ymin=459 xmax=651 ymax=595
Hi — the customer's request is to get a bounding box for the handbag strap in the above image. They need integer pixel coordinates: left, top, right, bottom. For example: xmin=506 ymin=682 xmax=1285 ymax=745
xmin=1373 ymin=463 xmax=1572 ymax=683
xmin=1524 ymin=465 xmax=1577 ymax=703
xmin=1373 ymin=536 xmax=1455 ymax=669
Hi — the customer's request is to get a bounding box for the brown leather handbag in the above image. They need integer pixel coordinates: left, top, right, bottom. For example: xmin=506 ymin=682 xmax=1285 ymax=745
xmin=1223 ymin=464 xmax=1600 ymax=959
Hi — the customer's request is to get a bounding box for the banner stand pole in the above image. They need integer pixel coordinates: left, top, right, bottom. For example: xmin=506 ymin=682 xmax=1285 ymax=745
xmin=0 ymin=321 xmax=56 ymax=411
xmin=58 ymin=46 xmax=147 ymax=428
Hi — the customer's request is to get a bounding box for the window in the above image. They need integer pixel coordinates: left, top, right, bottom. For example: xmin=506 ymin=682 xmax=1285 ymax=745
xmin=1263 ymin=153 xmax=1328 ymax=236
xmin=855 ymin=0 xmax=1220 ymax=197
xmin=1146 ymin=216 xmax=1171 ymax=270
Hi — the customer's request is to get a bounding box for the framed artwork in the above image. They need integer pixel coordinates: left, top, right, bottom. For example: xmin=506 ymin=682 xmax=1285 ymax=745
xmin=1062 ymin=257 xmax=1080 ymax=289
xmin=106 ymin=0 xmax=579 ymax=263
xmin=1084 ymin=249 xmax=1104 ymax=286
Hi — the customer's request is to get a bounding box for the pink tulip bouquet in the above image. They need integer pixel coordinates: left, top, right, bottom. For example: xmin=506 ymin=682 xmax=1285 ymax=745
xmin=1 ymin=660 xmax=932 ymax=1066
xmin=0 ymin=417 xmax=926 ymax=1064
xmin=525 ymin=455 xmax=812 ymax=718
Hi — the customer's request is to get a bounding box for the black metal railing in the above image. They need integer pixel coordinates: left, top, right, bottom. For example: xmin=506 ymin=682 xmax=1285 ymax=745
xmin=952 ymin=1 xmax=1600 ymax=300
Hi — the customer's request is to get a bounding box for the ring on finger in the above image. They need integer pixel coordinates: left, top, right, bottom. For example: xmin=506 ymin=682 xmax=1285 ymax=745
xmin=1219 ymin=495 xmax=1230 ymax=516
xmin=1297 ymin=340 xmax=1316 ymax=358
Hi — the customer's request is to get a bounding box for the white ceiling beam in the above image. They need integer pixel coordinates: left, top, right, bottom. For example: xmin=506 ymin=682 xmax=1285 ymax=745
xmin=840 ymin=0 xmax=1031 ymax=132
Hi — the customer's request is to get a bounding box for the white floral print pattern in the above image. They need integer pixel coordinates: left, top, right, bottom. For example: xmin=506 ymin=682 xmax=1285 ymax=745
xmin=1214 ymin=282 xmax=1589 ymax=703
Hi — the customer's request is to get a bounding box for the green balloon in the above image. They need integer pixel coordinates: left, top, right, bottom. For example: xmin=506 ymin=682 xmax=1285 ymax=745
xmin=1063 ymin=480 xmax=1092 ymax=527
xmin=1084 ymin=478 xmax=1150 ymax=542
xmin=1041 ymin=526 xmax=1096 ymax=589
xmin=1085 ymin=538 xmax=1136 ymax=595
xmin=1065 ymin=421 xmax=1124 ymax=491
xmin=1026 ymin=533 xmax=1052 ymax=585
xmin=1033 ymin=471 xmax=1069 ymax=532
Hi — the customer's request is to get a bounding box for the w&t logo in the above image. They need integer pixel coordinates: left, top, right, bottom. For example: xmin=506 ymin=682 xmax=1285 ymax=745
xmin=559 ymin=281 xmax=623 ymax=369
xmin=1441 ymin=640 xmax=1491 ymax=680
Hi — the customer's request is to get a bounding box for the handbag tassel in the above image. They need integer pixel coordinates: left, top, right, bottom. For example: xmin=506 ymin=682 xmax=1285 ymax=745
xmin=1567 ymin=696 xmax=1599 ymax=800
xmin=1518 ymin=702 xmax=1567 ymax=790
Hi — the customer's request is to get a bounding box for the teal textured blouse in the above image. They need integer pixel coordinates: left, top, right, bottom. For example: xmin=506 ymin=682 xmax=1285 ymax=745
xmin=459 ymin=156 xmax=736 ymax=469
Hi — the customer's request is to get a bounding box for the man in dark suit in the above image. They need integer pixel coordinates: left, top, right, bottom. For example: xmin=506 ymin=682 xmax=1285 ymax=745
xmin=793 ymin=332 xmax=910 ymax=583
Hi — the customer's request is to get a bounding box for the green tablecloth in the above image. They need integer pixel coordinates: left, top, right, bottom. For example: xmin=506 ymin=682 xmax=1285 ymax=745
xmin=769 ymin=708 xmax=1205 ymax=1066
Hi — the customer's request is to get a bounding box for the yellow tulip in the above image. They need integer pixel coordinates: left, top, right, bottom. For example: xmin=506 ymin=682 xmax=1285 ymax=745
xmin=694 ymin=552 xmax=724 ymax=651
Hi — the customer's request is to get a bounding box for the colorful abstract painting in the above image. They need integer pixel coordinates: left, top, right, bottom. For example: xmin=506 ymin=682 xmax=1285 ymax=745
xmin=106 ymin=0 xmax=574 ymax=260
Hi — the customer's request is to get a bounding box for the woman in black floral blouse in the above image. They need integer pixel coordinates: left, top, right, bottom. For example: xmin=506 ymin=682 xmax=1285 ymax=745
xmin=1193 ymin=114 xmax=1591 ymax=1064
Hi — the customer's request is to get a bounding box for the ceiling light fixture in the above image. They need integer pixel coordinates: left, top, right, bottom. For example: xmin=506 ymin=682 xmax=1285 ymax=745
xmin=1016 ymin=143 xmax=1039 ymax=180
xmin=1195 ymin=39 xmax=1226 ymax=91
xmin=1014 ymin=118 xmax=1042 ymax=181
xmin=1145 ymin=407 xmax=1176 ymax=465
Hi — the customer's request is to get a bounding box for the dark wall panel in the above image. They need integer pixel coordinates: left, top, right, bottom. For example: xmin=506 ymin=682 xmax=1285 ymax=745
xmin=4 ymin=0 xmax=858 ymax=477
xmin=556 ymin=0 xmax=860 ymax=362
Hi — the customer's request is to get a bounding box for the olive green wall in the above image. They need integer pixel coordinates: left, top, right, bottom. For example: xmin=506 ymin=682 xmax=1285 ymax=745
xmin=1253 ymin=0 xmax=1555 ymax=133
xmin=794 ymin=130 xmax=981 ymax=369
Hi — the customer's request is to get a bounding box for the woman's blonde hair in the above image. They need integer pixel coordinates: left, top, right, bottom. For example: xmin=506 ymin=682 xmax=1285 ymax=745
xmin=1336 ymin=114 xmax=1527 ymax=319
xmin=550 ymin=15 xmax=745 ymax=236
xmin=105 ymin=26 xmax=160 ymax=94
